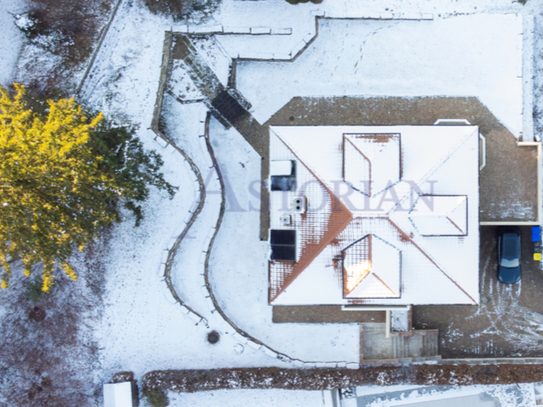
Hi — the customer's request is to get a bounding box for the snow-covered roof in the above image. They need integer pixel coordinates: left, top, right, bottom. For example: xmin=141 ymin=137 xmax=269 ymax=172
xmin=104 ymin=382 xmax=133 ymax=407
xmin=270 ymin=160 xmax=294 ymax=176
xmin=269 ymin=125 xmax=479 ymax=306
xmin=409 ymin=195 xmax=468 ymax=236
xmin=343 ymin=235 xmax=401 ymax=299
xmin=343 ymin=133 xmax=401 ymax=196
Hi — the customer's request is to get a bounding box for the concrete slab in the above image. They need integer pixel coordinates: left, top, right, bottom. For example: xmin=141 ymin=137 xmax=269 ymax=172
xmin=360 ymin=323 xmax=438 ymax=361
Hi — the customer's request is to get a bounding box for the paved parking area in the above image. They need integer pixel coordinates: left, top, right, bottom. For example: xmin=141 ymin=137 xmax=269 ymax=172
xmin=413 ymin=226 xmax=543 ymax=358
xmin=271 ymin=226 xmax=543 ymax=358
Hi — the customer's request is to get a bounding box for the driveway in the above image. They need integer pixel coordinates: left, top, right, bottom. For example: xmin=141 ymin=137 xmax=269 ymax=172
xmin=413 ymin=226 xmax=543 ymax=358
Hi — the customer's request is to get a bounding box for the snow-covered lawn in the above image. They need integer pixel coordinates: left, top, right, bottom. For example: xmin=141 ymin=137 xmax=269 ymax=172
xmin=94 ymin=148 xmax=200 ymax=377
xmin=233 ymin=14 xmax=525 ymax=137
xmin=169 ymin=389 xmax=328 ymax=407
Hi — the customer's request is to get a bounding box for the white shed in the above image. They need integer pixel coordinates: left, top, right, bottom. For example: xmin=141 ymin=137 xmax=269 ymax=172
xmin=103 ymin=382 xmax=133 ymax=407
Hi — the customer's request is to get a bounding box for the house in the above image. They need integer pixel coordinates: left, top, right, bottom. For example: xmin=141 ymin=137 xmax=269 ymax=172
xmin=268 ymin=124 xmax=480 ymax=306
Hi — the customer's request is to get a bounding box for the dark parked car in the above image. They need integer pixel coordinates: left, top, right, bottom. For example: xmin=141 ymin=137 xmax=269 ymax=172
xmin=497 ymin=227 xmax=521 ymax=284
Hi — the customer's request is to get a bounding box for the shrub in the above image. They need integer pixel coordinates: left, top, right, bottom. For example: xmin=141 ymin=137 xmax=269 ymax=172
xmin=17 ymin=0 xmax=112 ymax=64
xmin=0 ymin=84 xmax=176 ymax=292
xmin=0 ymin=271 xmax=99 ymax=406
xmin=140 ymin=0 xmax=220 ymax=21
xmin=13 ymin=0 xmax=113 ymax=97
xmin=143 ymin=388 xmax=169 ymax=407
xmin=26 ymin=276 xmax=46 ymax=304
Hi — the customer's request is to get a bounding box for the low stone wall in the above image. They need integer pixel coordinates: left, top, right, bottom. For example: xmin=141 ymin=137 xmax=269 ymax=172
xmin=77 ymin=0 xmax=124 ymax=95
xmin=170 ymin=25 xmax=292 ymax=35
xmin=150 ymin=31 xmax=209 ymax=326
xmin=151 ymin=32 xmax=174 ymax=136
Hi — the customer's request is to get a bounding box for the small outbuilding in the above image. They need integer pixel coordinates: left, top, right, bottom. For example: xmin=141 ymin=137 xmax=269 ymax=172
xmin=103 ymin=381 xmax=134 ymax=407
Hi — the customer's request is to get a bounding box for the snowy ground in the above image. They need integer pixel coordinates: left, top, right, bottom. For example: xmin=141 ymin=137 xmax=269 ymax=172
xmin=0 ymin=0 xmax=25 ymax=87
xmin=352 ymin=383 xmax=536 ymax=407
xmin=233 ymin=15 xmax=525 ymax=138
xmin=170 ymin=390 xmax=332 ymax=407
xmin=167 ymin=383 xmax=539 ymax=407
xmin=2 ymin=0 xmax=543 ymax=405
xmin=169 ymin=388 xmax=329 ymax=407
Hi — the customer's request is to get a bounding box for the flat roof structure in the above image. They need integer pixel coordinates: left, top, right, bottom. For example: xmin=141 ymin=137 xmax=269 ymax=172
xmin=268 ymin=125 xmax=480 ymax=306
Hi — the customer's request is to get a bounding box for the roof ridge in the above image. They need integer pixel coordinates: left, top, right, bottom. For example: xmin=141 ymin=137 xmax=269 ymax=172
xmin=446 ymin=196 xmax=467 ymax=234
xmin=386 ymin=217 xmax=476 ymax=304
xmin=417 ymin=127 xmax=478 ymax=188
xmin=446 ymin=215 xmax=465 ymax=234
xmin=371 ymin=273 xmax=398 ymax=297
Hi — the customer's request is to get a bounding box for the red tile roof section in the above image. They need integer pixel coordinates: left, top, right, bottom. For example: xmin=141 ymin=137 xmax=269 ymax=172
xmin=343 ymin=235 xmax=372 ymax=297
xmin=269 ymin=138 xmax=353 ymax=303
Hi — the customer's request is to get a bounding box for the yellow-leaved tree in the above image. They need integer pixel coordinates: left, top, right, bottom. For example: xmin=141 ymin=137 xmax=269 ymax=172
xmin=0 ymin=84 xmax=175 ymax=292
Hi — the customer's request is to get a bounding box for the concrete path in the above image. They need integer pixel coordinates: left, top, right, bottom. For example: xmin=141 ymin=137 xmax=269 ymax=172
xmin=273 ymin=306 xmax=385 ymax=324
xmin=361 ymin=323 xmax=440 ymax=363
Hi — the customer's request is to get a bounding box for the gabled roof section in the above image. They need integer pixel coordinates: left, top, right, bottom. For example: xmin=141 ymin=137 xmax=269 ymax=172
xmin=343 ymin=133 xmax=401 ymax=197
xmin=343 ymin=137 xmax=371 ymax=195
xmin=343 ymin=235 xmax=372 ymax=295
xmin=343 ymin=234 xmax=400 ymax=299
xmin=409 ymin=195 xmax=468 ymax=236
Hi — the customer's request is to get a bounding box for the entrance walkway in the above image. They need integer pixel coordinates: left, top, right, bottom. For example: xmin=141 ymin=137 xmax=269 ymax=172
xmin=273 ymin=306 xmax=385 ymax=324
xmin=361 ymin=323 xmax=440 ymax=363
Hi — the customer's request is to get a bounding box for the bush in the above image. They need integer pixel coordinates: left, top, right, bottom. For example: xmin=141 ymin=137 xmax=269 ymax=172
xmin=141 ymin=0 xmax=220 ymax=21
xmin=0 ymin=271 xmax=99 ymax=406
xmin=13 ymin=0 xmax=113 ymax=97
xmin=26 ymin=276 xmax=46 ymax=304
xmin=0 ymin=84 xmax=176 ymax=291
xmin=18 ymin=0 xmax=112 ymax=64
xmin=143 ymin=388 xmax=169 ymax=407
